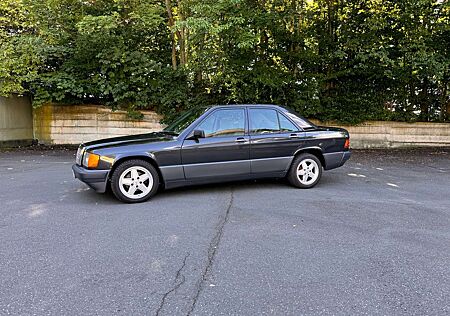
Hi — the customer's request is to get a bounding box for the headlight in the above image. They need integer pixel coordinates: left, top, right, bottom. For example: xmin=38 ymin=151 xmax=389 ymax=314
xmin=75 ymin=146 xmax=85 ymax=165
xmin=83 ymin=152 xmax=100 ymax=168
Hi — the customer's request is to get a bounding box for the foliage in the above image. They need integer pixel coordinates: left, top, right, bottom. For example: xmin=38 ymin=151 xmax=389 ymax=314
xmin=0 ymin=0 xmax=449 ymax=123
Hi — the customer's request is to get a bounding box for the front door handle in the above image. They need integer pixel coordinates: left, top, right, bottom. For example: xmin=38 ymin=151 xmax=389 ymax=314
xmin=235 ymin=137 xmax=247 ymax=143
xmin=289 ymin=133 xmax=300 ymax=139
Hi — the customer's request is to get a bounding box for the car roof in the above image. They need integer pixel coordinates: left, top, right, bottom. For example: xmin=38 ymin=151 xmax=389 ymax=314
xmin=211 ymin=104 xmax=287 ymax=110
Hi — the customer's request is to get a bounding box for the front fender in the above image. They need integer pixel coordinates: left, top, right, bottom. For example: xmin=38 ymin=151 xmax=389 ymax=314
xmin=91 ymin=150 xmax=158 ymax=170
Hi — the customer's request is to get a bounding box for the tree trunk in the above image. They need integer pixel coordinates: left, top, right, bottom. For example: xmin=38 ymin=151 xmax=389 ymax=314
xmin=408 ymin=79 xmax=416 ymax=116
xmin=179 ymin=28 xmax=186 ymax=66
xmin=444 ymin=81 xmax=450 ymax=121
xmin=165 ymin=0 xmax=177 ymax=70
xmin=177 ymin=0 xmax=187 ymax=66
xmin=419 ymin=77 xmax=429 ymax=121
xmin=325 ymin=0 xmax=336 ymax=94
xmin=171 ymin=39 xmax=177 ymax=70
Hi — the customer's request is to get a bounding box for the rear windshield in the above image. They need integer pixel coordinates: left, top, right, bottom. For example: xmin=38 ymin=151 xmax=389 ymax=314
xmin=281 ymin=107 xmax=316 ymax=129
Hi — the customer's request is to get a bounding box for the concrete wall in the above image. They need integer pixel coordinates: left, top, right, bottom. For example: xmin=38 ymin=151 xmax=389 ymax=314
xmin=0 ymin=95 xmax=33 ymax=145
xmin=348 ymin=121 xmax=450 ymax=148
xmin=32 ymin=104 xmax=450 ymax=148
xmin=33 ymin=104 xmax=163 ymax=145
xmin=311 ymin=120 xmax=450 ymax=149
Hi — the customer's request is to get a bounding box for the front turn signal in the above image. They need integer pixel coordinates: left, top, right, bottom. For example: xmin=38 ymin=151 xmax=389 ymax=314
xmin=344 ymin=138 xmax=350 ymax=149
xmin=87 ymin=153 xmax=100 ymax=168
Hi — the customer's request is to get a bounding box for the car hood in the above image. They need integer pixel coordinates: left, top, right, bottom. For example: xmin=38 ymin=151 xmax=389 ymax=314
xmin=82 ymin=132 xmax=177 ymax=151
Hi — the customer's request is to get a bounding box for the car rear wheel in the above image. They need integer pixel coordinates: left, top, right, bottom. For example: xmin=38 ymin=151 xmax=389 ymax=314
xmin=111 ymin=159 xmax=159 ymax=203
xmin=287 ymin=153 xmax=322 ymax=188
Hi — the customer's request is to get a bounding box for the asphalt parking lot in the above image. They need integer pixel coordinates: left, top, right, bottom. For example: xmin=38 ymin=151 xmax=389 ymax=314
xmin=0 ymin=147 xmax=449 ymax=315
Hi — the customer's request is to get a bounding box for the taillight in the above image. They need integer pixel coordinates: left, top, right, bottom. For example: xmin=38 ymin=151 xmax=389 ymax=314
xmin=344 ymin=138 xmax=350 ymax=149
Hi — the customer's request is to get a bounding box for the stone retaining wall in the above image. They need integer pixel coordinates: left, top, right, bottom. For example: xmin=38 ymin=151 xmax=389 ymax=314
xmin=310 ymin=120 xmax=450 ymax=149
xmin=33 ymin=104 xmax=163 ymax=145
xmin=31 ymin=104 xmax=450 ymax=148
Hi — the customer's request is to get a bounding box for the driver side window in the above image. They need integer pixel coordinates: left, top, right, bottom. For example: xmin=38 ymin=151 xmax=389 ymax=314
xmin=196 ymin=108 xmax=245 ymax=137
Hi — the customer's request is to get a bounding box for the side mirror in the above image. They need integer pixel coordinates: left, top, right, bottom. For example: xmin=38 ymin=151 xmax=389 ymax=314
xmin=193 ymin=129 xmax=205 ymax=139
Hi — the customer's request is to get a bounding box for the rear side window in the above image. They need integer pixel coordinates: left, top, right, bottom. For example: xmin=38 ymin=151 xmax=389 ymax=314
xmin=278 ymin=113 xmax=298 ymax=132
xmin=249 ymin=108 xmax=299 ymax=134
xmin=249 ymin=109 xmax=279 ymax=134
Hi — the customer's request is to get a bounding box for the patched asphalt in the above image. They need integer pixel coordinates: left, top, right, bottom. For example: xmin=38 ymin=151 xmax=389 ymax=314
xmin=0 ymin=147 xmax=449 ymax=315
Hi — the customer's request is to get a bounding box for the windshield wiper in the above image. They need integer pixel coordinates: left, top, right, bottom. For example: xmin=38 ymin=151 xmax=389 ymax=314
xmin=159 ymin=130 xmax=179 ymax=136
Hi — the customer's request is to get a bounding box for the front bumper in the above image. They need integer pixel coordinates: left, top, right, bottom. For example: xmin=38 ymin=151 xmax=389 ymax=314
xmin=72 ymin=164 xmax=109 ymax=193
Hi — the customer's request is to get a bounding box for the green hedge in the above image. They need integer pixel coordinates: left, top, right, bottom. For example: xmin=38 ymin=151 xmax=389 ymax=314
xmin=1 ymin=0 xmax=449 ymax=124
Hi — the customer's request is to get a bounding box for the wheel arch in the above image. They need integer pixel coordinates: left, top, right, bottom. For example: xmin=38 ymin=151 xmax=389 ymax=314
xmin=292 ymin=147 xmax=326 ymax=169
xmin=109 ymin=155 xmax=164 ymax=187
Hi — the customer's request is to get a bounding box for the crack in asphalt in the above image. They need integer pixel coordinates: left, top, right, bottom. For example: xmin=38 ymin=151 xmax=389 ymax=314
xmin=155 ymin=252 xmax=190 ymax=316
xmin=187 ymin=188 xmax=234 ymax=315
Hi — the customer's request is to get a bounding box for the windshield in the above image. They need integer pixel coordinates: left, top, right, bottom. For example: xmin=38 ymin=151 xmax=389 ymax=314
xmin=163 ymin=106 xmax=209 ymax=134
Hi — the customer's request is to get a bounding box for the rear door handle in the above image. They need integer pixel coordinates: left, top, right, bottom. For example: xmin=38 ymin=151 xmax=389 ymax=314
xmin=289 ymin=133 xmax=300 ymax=139
xmin=235 ymin=137 xmax=247 ymax=143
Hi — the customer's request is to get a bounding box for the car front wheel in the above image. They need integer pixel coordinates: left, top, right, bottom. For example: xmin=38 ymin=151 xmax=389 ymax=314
xmin=287 ymin=153 xmax=322 ymax=188
xmin=111 ymin=159 xmax=159 ymax=203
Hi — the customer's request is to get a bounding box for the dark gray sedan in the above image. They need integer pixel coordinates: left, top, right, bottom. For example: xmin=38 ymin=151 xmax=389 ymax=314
xmin=73 ymin=104 xmax=351 ymax=203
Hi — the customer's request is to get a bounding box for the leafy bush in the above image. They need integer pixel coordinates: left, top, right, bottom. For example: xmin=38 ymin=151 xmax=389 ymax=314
xmin=0 ymin=0 xmax=449 ymax=123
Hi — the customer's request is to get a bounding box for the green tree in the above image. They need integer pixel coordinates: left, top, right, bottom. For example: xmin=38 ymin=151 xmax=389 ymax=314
xmin=0 ymin=0 xmax=449 ymax=122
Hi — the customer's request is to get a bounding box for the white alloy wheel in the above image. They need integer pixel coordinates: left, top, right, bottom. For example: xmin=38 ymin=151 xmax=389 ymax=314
xmin=296 ymin=158 xmax=320 ymax=185
xmin=118 ymin=166 xmax=154 ymax=200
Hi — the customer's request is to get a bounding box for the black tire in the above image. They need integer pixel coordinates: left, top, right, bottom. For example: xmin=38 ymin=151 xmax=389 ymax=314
xmin=287 ymin=153 xmax=323 ymax=188
xmin=110 ymin=159 xmax=160 ymax=203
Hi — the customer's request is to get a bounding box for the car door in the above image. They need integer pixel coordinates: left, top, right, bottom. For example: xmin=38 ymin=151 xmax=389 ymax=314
xmin=181 ymin=107 xmax=250 ymax=180
xmin=249 ymin=108 xmax=305 ymax=174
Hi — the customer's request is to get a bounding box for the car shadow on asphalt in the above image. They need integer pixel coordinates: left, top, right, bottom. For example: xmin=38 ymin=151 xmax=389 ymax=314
xmin=73 ymin=172 xmax=345 ymax=204
xmin=71 ymin=179 xmax=283 ymax=205
xmin=157 ymin=171 xmax=345 ymax=199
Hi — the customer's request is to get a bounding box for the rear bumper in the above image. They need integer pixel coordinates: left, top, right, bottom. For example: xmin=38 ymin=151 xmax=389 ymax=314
xmin=323 ymin=150 xmax=351 ymax=170
xmin=342 ymin=151 xmax=351 ymax=164
xmin=72 ymin=164 xmax=109 ymax=193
